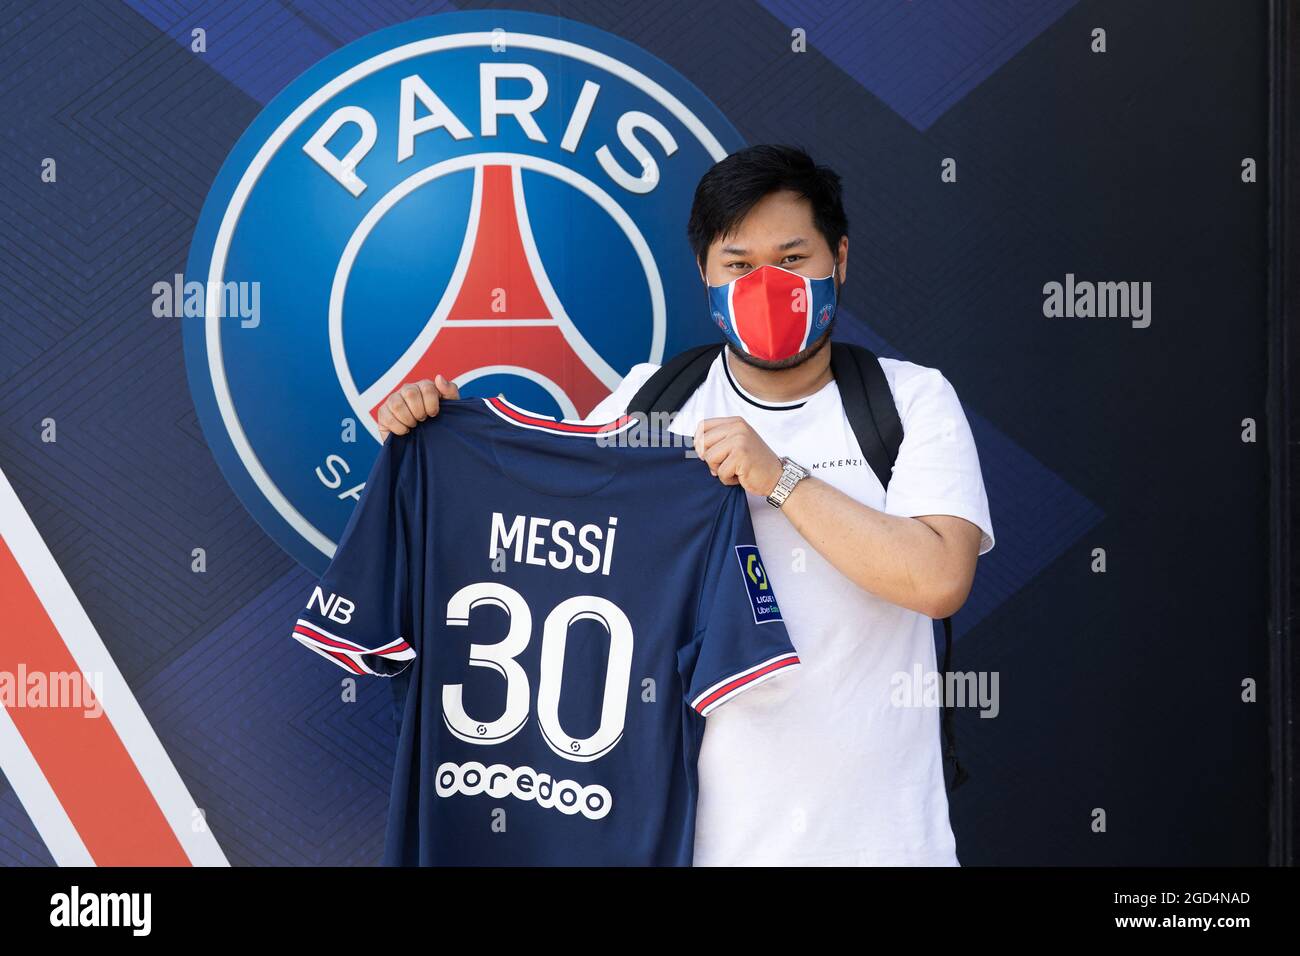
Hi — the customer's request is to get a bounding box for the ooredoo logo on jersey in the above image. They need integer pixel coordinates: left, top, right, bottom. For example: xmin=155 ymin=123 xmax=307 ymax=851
xmin=183 ymin=11 xmax=742 ymax=573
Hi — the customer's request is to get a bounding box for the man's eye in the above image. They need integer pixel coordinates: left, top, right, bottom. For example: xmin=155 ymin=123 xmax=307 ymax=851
xmin=782 ymin=255 xmax=804 ymax=265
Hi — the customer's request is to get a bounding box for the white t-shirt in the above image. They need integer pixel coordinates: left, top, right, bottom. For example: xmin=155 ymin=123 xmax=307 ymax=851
xmin=585 ymin=349 xmax=995 ymax=866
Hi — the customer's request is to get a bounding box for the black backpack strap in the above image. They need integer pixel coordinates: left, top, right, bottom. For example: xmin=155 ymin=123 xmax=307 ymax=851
xmin=626 ymin=343 xmax=723 ymax=417
xmin=830 ymin=342 xmax=902 ymax=492
xmin=941 ymin=616 xmax=969 ymax=791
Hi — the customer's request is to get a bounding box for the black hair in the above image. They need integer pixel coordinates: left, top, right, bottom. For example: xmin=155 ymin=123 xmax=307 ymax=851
xmin=686 ymin=144 xmax=848 ymax=269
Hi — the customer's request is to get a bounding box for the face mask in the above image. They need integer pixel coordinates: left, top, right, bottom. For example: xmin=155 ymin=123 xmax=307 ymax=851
xmin=707 ymin=263 xmax=839 ymax=362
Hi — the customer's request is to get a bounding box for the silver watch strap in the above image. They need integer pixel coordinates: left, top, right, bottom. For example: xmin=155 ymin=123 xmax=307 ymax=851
xmin=766 ymin=457 xmax=808 ymax=508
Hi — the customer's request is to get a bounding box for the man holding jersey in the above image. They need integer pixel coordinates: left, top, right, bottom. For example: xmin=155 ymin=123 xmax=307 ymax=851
xmin=376 ymin=144 xmax=994 ymax=866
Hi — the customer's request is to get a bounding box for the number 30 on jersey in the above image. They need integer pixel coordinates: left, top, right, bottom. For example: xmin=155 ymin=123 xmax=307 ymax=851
xmin=441 ymin=582 xmax=634 ymax=763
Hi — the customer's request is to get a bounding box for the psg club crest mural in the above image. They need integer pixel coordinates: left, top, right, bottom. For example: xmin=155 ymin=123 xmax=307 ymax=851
xmin=183 ymin=10 xmax=744 ymax=573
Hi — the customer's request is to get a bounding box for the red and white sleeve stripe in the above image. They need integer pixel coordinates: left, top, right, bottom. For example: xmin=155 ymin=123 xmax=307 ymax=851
xmin=691 ymin=652 xmax=800 ymax=716
xmin=291 ymin=619 xmax=415 ymax=677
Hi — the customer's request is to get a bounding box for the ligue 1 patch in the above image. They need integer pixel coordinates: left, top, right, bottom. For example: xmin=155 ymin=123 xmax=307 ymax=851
xmin=734 ymin=545 xmax=782 ymax=624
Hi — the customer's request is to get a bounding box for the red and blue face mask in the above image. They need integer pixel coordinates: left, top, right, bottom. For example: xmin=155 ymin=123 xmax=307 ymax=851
xmin=707 ymin=263 xmax=839 ymax=362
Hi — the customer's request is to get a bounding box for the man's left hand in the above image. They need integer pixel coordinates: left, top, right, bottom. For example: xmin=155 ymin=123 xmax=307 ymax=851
xmin=693 ymin=416 xmax=784 ymax=497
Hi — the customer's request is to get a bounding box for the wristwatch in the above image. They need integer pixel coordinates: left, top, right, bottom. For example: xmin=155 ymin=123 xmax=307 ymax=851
xmin=766 ymin=456 xmax=810 ymax=509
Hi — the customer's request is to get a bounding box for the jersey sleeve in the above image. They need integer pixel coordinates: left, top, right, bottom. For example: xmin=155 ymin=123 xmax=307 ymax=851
xmin=680 ymin=486 xmax=801 ymax=716
xmin=289 ymin=433 xmax=424 ymax=677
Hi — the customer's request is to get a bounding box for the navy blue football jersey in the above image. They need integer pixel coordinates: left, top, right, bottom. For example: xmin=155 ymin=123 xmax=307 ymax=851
xmin=290 ymin=396 xmax=800 ymax=865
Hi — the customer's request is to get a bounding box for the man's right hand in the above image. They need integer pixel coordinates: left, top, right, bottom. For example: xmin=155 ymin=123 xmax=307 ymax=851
xmin=377 ymin=374 xmax=461 ymax=441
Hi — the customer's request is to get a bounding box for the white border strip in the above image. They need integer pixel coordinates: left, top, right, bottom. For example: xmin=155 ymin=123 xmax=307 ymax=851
xmin=0 ymin=704 xmax=93 ymax=865
xmin=0 ymin=466 xmax=229 ymax=866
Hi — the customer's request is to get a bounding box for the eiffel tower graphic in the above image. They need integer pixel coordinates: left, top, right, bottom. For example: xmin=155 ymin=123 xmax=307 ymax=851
xmin=358 ymin=163 xmax=624 ymax=422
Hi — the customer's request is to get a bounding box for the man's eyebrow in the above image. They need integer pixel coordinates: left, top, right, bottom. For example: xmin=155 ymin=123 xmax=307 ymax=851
xmin=718 ymin=237 xmax=810 ymax=256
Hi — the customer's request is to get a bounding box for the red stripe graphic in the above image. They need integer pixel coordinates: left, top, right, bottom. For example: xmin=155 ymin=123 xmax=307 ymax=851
xmin=326 ymin=650 xmax=366 ymax=675
xmin=694 ymin=655 xmax=801 ymax=714
xmin=293 ymin=623 xmax=362 ymax=651
xmin=293 ymin=623 xmax=409 ymax=656
xmin=0 ymin=536 xmax=190 ymax=866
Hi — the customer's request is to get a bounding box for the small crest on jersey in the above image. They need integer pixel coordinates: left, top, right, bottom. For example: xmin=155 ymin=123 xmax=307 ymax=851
xmin=734 ymin=545 xmax=782 ymax=625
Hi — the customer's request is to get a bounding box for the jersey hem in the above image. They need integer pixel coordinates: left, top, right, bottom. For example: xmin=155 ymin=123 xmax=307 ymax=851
xmin=291 ymin=619 xmax=415 ymax=677
xmin=691 ymin=652 xmax=800 ymax=716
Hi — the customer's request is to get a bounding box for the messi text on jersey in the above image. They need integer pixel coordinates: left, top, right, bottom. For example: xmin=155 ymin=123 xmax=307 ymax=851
xmin=490 ymin=513 xmax=618 ymax=575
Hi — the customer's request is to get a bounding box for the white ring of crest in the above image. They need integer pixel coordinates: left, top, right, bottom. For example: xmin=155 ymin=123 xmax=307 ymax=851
xmin=202 ymin=30 xmax=729 ymax=558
